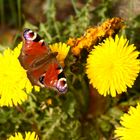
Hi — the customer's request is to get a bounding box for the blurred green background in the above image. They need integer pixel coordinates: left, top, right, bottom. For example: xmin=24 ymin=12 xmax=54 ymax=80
xmin=0 ymin=0 xmax=140 ymax=140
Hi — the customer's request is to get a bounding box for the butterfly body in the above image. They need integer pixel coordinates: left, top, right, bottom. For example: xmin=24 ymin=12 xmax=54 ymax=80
xmin=19 ymin=29 xmax=67 ymax=93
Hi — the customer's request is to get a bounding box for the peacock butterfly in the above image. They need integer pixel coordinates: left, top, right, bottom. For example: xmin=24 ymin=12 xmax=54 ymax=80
xmin=18 ymin=28 xmax=67 ymax=93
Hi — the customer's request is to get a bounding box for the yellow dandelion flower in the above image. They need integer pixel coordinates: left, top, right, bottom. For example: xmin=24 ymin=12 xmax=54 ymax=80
xmin=7 ymin=131 xmax=39 ymax=140
xmin=13 ymin=42 xmax=23 ymax=57
xmin=115 ymin=104 xmax=140 ymax=140
xmin=0 ymin=43 xmax=33 ymax=107
xmin=86 ymin=35 xmax=140 ymax=97
xmin=49 ymin=42 xmax=70 ymax=67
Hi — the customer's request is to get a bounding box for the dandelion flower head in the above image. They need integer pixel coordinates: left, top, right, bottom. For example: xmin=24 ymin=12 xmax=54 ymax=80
xmin=86 ymin=35 xmax=140 ymax=97
xmin=49 ymin=42 xmax=70 ymax=67
xmin=7 ymin=131 xmax=39 ymax=140
xmin=0 ymin=42 xmax=32 ymax=107
xmin=115 ymin=104 xmax=140 ymax=140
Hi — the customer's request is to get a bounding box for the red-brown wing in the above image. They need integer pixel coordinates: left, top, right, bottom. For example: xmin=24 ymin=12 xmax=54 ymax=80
xmin=27 ymin=60 xmax=67 ymax=93
xmin=19 ymin=40 xmax=51 ymax=70
xmin=27 ymin=60 xmax=58 ymax=86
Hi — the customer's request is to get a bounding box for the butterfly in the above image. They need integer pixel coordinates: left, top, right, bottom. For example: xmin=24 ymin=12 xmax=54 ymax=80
xmin=18 ymin=28 xmax=68 ymax=93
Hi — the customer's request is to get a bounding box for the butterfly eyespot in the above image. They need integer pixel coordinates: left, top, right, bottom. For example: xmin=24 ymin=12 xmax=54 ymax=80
xmin=60 ymin=79 xmax=66 ymax=86
xmin=23 ymin=29 xmax=37 ymax=41
xmin=56 ymin=78 xmax=67 ymax=93
xmin=28 ymin=32 xmax=34 ymax=38
xmin=23 ymin=28 xmax=30 ymax=35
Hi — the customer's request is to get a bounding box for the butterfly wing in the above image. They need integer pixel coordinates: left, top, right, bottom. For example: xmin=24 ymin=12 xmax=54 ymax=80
xmin=19 ymin=29 xmax=51 ymax=69
xmin=19 ymin=28 xmax=67 ymax=93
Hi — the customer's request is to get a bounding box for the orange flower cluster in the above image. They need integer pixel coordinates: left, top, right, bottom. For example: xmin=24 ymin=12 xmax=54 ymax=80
xmin=67 ymin=17 xmax=125 ymax=55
